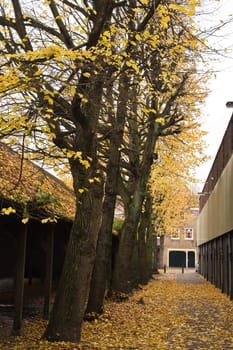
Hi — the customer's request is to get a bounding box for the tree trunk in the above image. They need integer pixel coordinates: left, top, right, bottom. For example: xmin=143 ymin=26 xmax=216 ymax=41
xmin=112 ymin=186 xmax=143 ymax=293
xmin=43 ymin=225 xmax=54 ymax=320
xmin=113 ymin=121 xmax=160 ymax=293
xmin=138 ymin=210 xmax=150 ymax=284
xmin=145 ymin=221 xmax=154 ymax=280
xmin=43 ymin=178 xmax=103 ymax=342
xmin=141 ymin=194 xmax=154 ymax=282
xmin=13 ymin=223 xmax=27 ymax=335
xmin=86 ymin=73 xmax=129 ymax=314
xmin=85 ymin=194 xmax=115 ymax=315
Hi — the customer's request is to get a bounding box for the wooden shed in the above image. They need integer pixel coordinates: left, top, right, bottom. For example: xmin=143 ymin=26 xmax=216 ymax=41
xmin=0 ymin=142 xmax=75 ymax=333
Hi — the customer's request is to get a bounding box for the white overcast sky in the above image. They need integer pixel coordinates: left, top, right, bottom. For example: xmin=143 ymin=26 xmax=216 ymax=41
xmin=195 ymin=0 xmax=233 ymax=188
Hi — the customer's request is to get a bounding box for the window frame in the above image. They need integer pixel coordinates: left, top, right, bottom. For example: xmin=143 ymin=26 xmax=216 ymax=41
xmin=184 ymin=227 xmax=194 ymax=240
xmin=170 ymin=228 xmax=181 ymax=240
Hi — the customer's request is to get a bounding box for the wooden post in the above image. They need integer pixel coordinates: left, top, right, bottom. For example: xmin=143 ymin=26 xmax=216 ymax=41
xmin=43 ymin=225 xmax=54 ymax=319
xmin=220 ymin=237 xmax=224 ymax=293
xmin=210 ymin=241 xmax=213 ymax=283
xmin=27 ymin=232 xmax=33 ymax=285
xmin=213 ymin=239 xmax=217 ymax=286
xmin=199 ymin=246 xmax=202 ymax=275
xmin=13 ymin=223 xmax=27 ymax=335
xmin=216 ymin=238 xmax=221 ymax=289
xmin=224 ymin=236 xmax=229 ymax=296
xmin=203 ymin=245 xmax=206 ymax=278
xmin=230 ymin=234 xmax=233 ymax=300
xmin=227 ymin=234 xmax=231 ymax=298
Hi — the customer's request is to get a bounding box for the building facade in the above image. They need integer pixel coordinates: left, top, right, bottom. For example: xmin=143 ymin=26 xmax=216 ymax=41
xmin=158 ymin=208 xmax=199 ymax=269
xmin=197 ymin=112 xmax=233 ymax=299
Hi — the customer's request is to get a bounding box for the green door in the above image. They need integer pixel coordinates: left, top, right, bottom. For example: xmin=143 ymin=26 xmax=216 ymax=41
xmin=169 ymin=251 xmax=186 ymax=268
xmin=188 ymin=251 xmax=195 ymax=268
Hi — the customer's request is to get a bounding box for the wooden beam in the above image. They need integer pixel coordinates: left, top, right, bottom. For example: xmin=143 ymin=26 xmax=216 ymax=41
xmin=13 ymin=223 xmax=27 ymax=335
xmin=230 ymin=233 xmax=233 ymax=300
xmin=43 ymin=225 xmax=54 ymax=319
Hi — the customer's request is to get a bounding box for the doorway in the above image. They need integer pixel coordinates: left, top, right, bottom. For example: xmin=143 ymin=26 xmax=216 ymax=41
xmin=188 ymin=251 xmax=195 ymax=268
xmin=169 ymin=251 xmax=186 ymax=268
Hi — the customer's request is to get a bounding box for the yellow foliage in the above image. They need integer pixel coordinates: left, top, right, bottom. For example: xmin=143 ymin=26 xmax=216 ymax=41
xmin=1 ymin=206 xmax=16 ymax=215
xmin=150 ymin=124 xmax=206 ymax=234
xmin=63 ymin=149 xmax=91 ymax=169
xmin=22 ymin=217 xmax=29 ymax=224
xmin=41 ymin=216 xmax=57 ymax=224
xmin=125 ymin=59 xmax=140 ymax=74
xmin=83 ymin=72 xmax=91 ymax=78
xmin=0 ymin=0 xmax=210 ymax=230
xmin=88 ymin=177 xmax=101 ymax=184
xmin=169 ymin=0 xmax=196 ymax=16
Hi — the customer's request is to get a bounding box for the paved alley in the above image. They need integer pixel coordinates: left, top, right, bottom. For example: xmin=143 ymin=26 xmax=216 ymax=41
xmin=1 ymin=271 xmax=233 ymax=350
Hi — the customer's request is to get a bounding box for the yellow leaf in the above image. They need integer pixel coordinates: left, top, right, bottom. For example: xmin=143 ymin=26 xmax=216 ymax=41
xmin=41 ymin=218 xmax=50 ymax=224
xmin=41 ymin=217 xmax=57 ymax=224
xmin=169 ymin=4 xmax=187 ymax=13
xmin=1 ymin=207 xmax=16 ymax=215
xmin=79 ymin=159 xmax=90 ymax=169
xmin=70 ymin=86 xmax=76 ymax=96
xmin=44 ymin=95 xmax=54 ymax=105
xmin=156 ymin=118 xmax=165 ymax=124
xmin=83 ymin=72 xmax=91 ymax=78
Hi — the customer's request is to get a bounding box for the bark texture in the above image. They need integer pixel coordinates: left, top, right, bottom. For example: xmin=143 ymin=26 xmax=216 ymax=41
xmin=44 ymin=179 xmax=103 ymax=342
xmin=86 ymin=73 xmax=129 ymax=314
xmin=113 ymin=121 xmax=160 ymax=293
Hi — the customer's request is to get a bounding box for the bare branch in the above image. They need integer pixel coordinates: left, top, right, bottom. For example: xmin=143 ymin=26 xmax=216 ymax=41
xmin=49 ymin=0 xmax=74 ymax=49
xmin=11 ymin=0 xmax=33 ymax=51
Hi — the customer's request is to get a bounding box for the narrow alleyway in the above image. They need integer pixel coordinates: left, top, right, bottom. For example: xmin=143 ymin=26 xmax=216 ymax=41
xmin=1 ymin=270 xmax=233 ymax=350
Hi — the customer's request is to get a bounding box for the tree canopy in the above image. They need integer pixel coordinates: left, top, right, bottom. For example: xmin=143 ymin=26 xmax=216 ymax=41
xmin=0 ymin=0 xmax=211 ymax=342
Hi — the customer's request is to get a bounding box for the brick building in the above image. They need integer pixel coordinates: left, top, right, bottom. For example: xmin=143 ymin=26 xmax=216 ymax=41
xmin=157 ymin=208 xmax=199 ymax=269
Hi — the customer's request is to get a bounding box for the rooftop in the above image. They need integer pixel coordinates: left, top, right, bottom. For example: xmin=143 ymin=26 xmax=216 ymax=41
xmin=0 ymin=142 xmax=75 ymax=221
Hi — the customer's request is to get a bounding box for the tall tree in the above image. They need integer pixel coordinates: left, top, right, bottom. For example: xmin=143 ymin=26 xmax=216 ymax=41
xmin=112 ymin=2 xmax=208 ymax=293
xmin=150 ymin=132 xmax=204 ymax=237
xmin=0 ymin=0 xmax=169 ymax=341
xmin=86 ymin=0 xmax=164 ymax=314
xmin=0 ymin=0 xmax=121 ymax=341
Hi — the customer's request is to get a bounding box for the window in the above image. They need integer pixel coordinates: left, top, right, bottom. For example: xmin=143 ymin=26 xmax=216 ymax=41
xmin=190 ymin=208 xmax=199 ymax=216
xmin=184 ymin=228 xmax=193 ymax=240
xmin=171 ymin=228 xmax=180 ymax=240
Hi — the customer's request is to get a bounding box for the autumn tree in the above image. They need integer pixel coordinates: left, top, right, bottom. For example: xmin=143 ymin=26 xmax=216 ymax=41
xmin=0 ymin=0 xmax=169 ymax=342
xmin=151 ymin=132 xmax=204 ymax=237
xmin=86 ymin=0 xmax=167 ymax=314
xmin=111 ymin=2 xmax=208 ymax=293
xmin=88 ymin=0 xmax=196 ymax=304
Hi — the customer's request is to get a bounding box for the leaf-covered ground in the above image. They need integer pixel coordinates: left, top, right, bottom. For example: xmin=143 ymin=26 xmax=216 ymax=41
xmin=1 ymin=272 xmax=233 ymax=350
